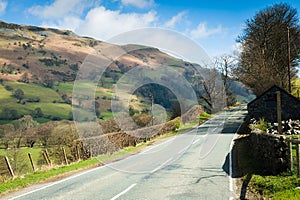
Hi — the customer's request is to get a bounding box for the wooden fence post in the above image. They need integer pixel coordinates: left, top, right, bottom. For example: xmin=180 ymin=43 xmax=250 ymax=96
xmin=289 ymin=142 xmax=293 ymax=171
xmin=28 ymin=153 xmax=36 ymax=172
xmin=296 ymin=143 xmax=300 ymax=178
xmin=76 ymin=144 xmax=81 ymax=161
xmin=45 ymin=149 xmax=52 ymax=166
xmin=4 ymin=156 xmax=15 ymax=178
xmin=43 ymin=151 xmax=50 ymax=166
xmin=62 ymin=147 xmax=68 ymax=165
xmin=89 ymin=147 xmax=93 ymax=158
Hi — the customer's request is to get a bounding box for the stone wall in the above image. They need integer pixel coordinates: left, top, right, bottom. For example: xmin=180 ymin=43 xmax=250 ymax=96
xmin=80 ymin=118 xmax=180 ymax=155
xmin=247 ymin=85 xmax=300 ymax=122
xmin=249 ymin=133 xmax=291 ymax=175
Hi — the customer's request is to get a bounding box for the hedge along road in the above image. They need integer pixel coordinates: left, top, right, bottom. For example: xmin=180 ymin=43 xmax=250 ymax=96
xmin=5 ymin=105 xmax=247 ymax=200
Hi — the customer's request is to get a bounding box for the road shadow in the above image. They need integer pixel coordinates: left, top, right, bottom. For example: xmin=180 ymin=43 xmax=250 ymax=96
xmin=222 ymin=136 xmax=254 ymax=199
xmin=220 ymin=121 xmax=242 ymax=134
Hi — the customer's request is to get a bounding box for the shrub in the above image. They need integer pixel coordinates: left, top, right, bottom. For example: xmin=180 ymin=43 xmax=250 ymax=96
xmin=4 ymin=85 xmax=13 ymax=91
xmin=250 ymin=118 xmax=269 ymax=133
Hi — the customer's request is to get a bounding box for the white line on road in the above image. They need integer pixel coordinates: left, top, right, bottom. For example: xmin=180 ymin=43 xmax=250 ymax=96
xmin=151 ymin=158 xmax=172 ymax=173
xmin=192 ymin=138 xmax=201 ymax=144
xmin=178 ymin=146 xmax=189 ymax=154
xmin=228 ymin=106 xmax=246 ymax=200
xmin=141 ymin=138 xmax=174 ymax=154
xmin=8 ymin=165 xmax=106 ymax=200
xmin=110 ymin=183 xmax=137 ymax=200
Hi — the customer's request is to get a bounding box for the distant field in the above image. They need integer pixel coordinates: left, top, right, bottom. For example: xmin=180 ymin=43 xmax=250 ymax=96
xmin=0 ymin=103 xmax=71 ymax=119
xmin=101 ymin=111 xmax=113 ymax=120
xmin=0 ymin=80 xmax=141 ymax=122
xmin=0 ymin=81 xmax=100 ymax=121
xmin=0 ymin=85 xmax=13 ymax=100
xmin=53 ymin=82 xmax=74 ymax=94
xmin=54 ymin=82 xmax=113 ymax=98
xmin=4 ymin=82 xmax=62 ymax=103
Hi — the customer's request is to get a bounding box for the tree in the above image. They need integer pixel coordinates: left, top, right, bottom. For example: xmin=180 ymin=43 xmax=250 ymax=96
xmin=36 ymin=121 xmax=57 ymax=147
xmin=236 ymin=3 xmax=300 ymax=96
xmin=0 ymin=124 xmax=15 ymax=149
xmin=49 ymin=121 xmax=78 ymax=147
xmin=13 ymin=88 xmax=24 ymax=101
xmin=198 ymin=68 xmax=225 ymax=113
xmin=32 ymin=107 xmax=44 ymax=118
xmin=215 ymin=54 xmax=237 ymax=107
xmin=0 ymin=107 xmax=20 ymax=120
xmin=12 ymin=115 xmax=38 ymax=148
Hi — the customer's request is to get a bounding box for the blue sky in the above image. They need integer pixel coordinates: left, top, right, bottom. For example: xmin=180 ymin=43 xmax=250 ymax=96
xmin=0 ymin=0 xmax=300 ymax=59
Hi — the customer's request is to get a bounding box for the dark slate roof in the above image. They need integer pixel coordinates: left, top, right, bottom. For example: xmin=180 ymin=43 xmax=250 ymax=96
xmin=248 ymin=85 xmax=300 ymax=107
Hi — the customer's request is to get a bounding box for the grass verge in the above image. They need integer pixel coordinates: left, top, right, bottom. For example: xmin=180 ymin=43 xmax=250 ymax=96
xmin=239 ymin=136 xmax=300 ymax=199
xmin=250 ymin=173 xmax=300 ymax=200
xmin=0 ymin=158 xmax=99 ymax=196
xmin=0 ymin=118 xmax=201 ymax=196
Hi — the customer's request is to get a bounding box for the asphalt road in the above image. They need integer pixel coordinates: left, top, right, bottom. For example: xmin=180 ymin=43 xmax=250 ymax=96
xmin=4 ymin=105 xmax=247 ymax=200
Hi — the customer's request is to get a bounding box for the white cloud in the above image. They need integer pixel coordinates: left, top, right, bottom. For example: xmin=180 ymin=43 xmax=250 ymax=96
xmin=28 ymin=0 xmax=94 ymax=19
xmin=28 ymin=1 xmax=157 ymax=40
xmin=42 ymin=16 xmax=83 ymax=32
xmin=120 ymin=0 xmax=155 ymax=9
xmin=74 ymin=6 xmax=157 ymax=40
xmin=164 ymin=11 xmax=187 ymax=28
xmin=0 ymin=0 xmax=7 ymax=15
xmin=190 ymin=22 xmax=222 ymax=38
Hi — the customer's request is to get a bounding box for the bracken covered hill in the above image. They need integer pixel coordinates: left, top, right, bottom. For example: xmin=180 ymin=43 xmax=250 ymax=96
xmin=0 ymin=20 xmax=188 ymax=85
xmin=0 ymin=20 xmax=196 ymax=123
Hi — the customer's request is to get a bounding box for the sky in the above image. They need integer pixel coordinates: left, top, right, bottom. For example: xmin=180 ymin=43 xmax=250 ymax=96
xmin=0 ymin=0 xmax=300 ymax=60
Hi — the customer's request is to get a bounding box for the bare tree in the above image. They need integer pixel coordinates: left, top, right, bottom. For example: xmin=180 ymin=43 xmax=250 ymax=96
xmin=36 ymin=122 xmax=57 ymax=147
xmin=236 ymin=3 xmax=300 ymax=96
xmin=12 ymin=115 xmax=38 ymax=148
xmin=0 ymin=124 xmax=15 ymax=149
xmin=215 ymin=54 xmax=237 ymax=107
xmin=198 ymin=67 xmax=226 ymax=113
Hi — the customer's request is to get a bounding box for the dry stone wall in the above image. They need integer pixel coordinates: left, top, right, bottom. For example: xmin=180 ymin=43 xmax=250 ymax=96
xmin=249 ymin=132 xmax=291 ymax=175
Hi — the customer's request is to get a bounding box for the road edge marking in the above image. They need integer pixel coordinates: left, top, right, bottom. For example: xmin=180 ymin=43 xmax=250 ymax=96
xmin=229 ymin=105 xmax=247 ymax=200
xmin=150 ymin=158 xmax=172 ymax=173
xmin=8 ymin=165 xmax=106 ymax=200
xmin=110 ymin=183 xmax=137 ymax=200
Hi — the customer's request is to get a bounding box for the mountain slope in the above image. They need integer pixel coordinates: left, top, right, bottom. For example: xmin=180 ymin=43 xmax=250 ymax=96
xmin=0 ymin=21 xmax=192 ymax=123
xmin=0 ymin=20 xmax=254 ymax=124
xmin=0 ymin=20 xmax=188 ymax=84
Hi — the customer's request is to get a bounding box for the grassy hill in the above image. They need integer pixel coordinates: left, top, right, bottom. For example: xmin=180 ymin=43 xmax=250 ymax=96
xmin=0 ymin=20 xmax=192 ymax=123
xmin=0 ymin=20 xmax=253 ymax=124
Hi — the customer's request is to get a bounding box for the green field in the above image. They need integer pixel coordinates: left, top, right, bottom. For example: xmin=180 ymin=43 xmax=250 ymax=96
xmin=54 ymin=82 xmax=113 ymax=99
xmin=0 ymin=81 xmax=109 ymax=121
xmin=101 ymin=111 xmax=113 ymax=120
xmin=4 ymin=82 xmax=62 ymax=103
xmin=0 ymin=85 xmax=13 ymax=100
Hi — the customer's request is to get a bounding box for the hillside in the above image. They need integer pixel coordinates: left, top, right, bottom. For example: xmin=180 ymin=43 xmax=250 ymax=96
xmin=0 ymin=20 xmax=188 ymax=84
xmin=0 ymin=20 xmax=195 ymax=123
xmin=0 ymin=20 xmax=254 ymax=124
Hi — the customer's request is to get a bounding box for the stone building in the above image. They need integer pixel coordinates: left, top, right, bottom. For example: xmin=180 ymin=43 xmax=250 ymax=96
xmin=247 ymin=85 xmax=300 ymax=122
